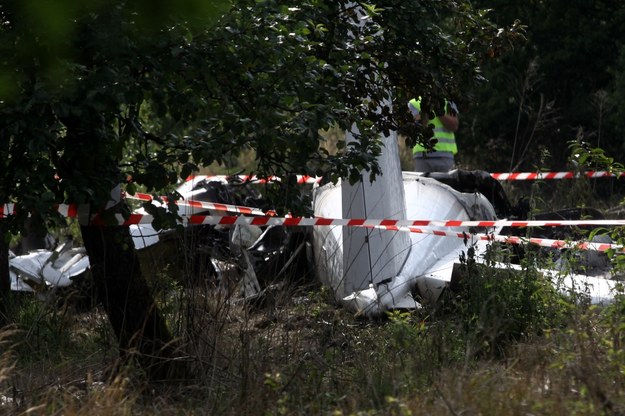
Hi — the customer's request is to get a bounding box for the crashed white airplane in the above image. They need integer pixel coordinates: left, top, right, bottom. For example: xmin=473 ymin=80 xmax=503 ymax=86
xmin=7 ymin=131 xmax=621 ymax=315
xmin=311 ymin=130 xmax=620 ymax=317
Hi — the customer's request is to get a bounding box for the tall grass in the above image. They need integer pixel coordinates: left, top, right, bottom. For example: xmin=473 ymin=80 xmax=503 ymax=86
xmin=3 ymin=256 xmax=624 ymax=415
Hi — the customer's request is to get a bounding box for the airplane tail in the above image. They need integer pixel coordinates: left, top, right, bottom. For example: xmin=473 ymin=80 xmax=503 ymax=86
xmin=341 ymin=127 xmax=410 ymax=294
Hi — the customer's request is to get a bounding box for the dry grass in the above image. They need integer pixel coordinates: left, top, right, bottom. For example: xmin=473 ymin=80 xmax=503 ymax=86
xmin=2 ymin=277 xmax=625 ymax=415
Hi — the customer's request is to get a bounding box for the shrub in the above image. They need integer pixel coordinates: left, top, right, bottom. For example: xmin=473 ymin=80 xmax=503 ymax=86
xmin=435 ymin=244 xmax=574 ymax=359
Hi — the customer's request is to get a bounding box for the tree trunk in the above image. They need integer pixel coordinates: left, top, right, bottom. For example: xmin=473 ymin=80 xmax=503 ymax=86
xmin=81 ymin=223 xmax=184 ymax=380
xmin=0 ymin=219 xmax=9 ymax=327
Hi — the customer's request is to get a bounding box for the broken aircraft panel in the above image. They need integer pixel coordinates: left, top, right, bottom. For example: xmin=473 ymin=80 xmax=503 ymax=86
xmin=311 ymin=130 xmax=621 ymax=317
xmin=9 ymin=240 xmax=90 ymax=293
xmin=129 ymin=177 xmax=310 ymax=297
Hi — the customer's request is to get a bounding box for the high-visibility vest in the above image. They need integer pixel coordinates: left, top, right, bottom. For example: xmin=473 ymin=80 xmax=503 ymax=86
xmin=409 ymin=98 xmax=457 ymax=155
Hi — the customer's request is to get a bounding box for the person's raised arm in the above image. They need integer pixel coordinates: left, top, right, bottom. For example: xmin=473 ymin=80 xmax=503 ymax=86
xmin=439 ymin=113 xmax=458 ymax=132
xmin=439 ymin=101 xmax=459 ymax=131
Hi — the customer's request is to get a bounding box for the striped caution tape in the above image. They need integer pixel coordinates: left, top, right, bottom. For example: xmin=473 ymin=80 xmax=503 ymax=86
xmin=55 ymin=204 xmax=79 ymax=219
xmin=3 ymin=202 xmax=622 ymax=252
xmin=2 ymin=203 xmax=79 ymax=219
xmin=89 ymin=213 xmax=623 ymax=253
xmin=0 ymin=202 xmax=80 ymax=219
xmin=4 ymin=200 xmax=625 ymax=229
xmin=489 ymin=171 xmax=625 ymax=181
xmin=365 ymin=225 xmax=622 ymax=253
xmin=1 ymin=196 xmax=275 ymax=219
xmin=183 ymin=174 xmax=320 ymax=185
xmin=124 ymin=192 xmax=277 ymax=217
xmin=1 ymin=204 xmax=15 ymax=218
xmin=98 ymin=213 xmax=625 ymax=228
xmin=184 ymin=171 xmax=625 ymax=184
xmin=2 ymin=170 xmax=621 ymax=216
xmin=7 ymin=170 xmax=617 ymax=218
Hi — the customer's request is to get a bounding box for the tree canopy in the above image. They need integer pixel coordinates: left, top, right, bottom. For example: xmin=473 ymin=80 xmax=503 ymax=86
xmin=1 ymin=0 xmax=516 ymax=228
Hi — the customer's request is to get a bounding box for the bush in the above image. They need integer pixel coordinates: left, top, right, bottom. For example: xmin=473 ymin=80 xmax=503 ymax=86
xmin=434 ymin=244 xmax=574 ymax=359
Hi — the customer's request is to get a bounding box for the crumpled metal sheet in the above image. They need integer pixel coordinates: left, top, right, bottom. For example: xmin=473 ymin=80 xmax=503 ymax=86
xmin=9 ymin=244 xmax=90 ymax=292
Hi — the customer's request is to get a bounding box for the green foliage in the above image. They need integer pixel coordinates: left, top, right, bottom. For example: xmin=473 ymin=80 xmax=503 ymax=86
xmin=566 ymin=140 xmax=625 ymax=271
xmin=0 ymin=0 xmax=232 ymax=235
xmin=0 ymin=0 xmax=516 ymax=232
xmin=463 ymin=0 xmax=625 ymax=172
xmin=601 ymin=291 xmax=625 ymax=376
xmin=9 ymin=2 xmax=625 ymax=413
xmin=438 ymin=244 xmax=573 ymax=358
xmin=569 ymin=140 xmax=625 ymax=172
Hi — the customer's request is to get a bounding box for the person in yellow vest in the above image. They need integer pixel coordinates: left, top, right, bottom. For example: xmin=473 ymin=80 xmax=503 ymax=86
xmin=408 ymin=97 xmax=459 ymax=172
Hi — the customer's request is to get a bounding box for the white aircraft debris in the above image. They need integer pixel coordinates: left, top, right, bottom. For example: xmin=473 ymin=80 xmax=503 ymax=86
xmin=311 ymin=131 xmax=621 ymax=317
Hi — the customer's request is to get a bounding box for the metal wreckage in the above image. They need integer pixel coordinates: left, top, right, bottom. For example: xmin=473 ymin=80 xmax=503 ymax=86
xmin=8 ymin=134 xmax=622 ymax=315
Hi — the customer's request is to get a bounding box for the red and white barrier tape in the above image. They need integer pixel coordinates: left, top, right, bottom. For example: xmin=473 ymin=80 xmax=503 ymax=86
xmin=100 ymin=213 xmax=622 ymax=253
xmin=2 ymin=170 xmax=620 ymax=217
xmin=367 ymin=225 xmax=622 ymax=253
xmin=56 ymin=204 xmax=79 ymax=219
xmin=185 ymin=171 xmax=625 ymax=184
xmin=4 ymin=202 xmax=623 ymax=252
xmin=104 ymin=213 xmax=625 ymax=229
xmin=1 ymin=204 xmax=15 ymax=218
xmin=5 ymin=201 xmax=625 ymax=229
xmin=124 ymin=192 xmax=277 ymax=217
xmin=2 ymin=196 xmax=275 ymax=219
xmin=2 ymin=170 xmax=621 ymax=216
xmin=489 ymin=171 xmax=625 ymax=181
xmin=2 ymin=203 xmax=80 ymax=219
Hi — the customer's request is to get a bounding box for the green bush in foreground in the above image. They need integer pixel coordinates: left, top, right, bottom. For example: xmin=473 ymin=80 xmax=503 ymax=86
xmin=439 ymin=245 xmax=574 ymax=359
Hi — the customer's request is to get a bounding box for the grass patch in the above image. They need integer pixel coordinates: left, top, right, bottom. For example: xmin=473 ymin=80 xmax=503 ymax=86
xmin=4 ymin=267 xmax=625 ymax=415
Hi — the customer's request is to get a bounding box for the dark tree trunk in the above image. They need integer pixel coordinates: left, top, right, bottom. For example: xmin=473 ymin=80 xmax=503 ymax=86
xmin=0 ymin=220 xmax=9 ymax=327
xmin=81 ymin=223 xmax=184 ymax=380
